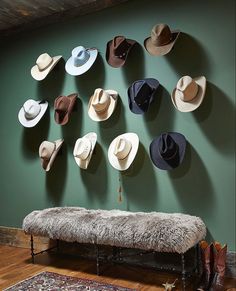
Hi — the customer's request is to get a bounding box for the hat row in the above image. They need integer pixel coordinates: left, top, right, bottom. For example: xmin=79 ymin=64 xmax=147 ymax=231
xmin=40 ymin=132 xmax=186 ymax=172
xmin=31 ymin=23 xmax=180 ymax=81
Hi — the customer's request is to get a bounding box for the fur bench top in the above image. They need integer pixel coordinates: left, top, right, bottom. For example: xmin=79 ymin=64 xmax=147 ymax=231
xmin=23 ymin=207 xmax=206 ymax=254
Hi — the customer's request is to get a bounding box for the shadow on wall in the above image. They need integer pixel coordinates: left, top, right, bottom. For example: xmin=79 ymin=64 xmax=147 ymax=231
xmin=166 ymin=33 xmax=211 ymax=77
xmin=36 ymin=59 xmax=66 ymax=105
xmin=194 ymin=81 xmax=235 ymax=155
xmin=75 ymin=54 xmax=105 ymax=100
xmin=46 ymin=143 xmax=67 ymax=205
xmin=21 ymin=107 xmax=50 ymax=160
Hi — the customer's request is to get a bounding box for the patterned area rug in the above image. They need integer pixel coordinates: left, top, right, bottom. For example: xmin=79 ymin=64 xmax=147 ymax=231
xmin=4 ymin=271 xmax=137 ymax=290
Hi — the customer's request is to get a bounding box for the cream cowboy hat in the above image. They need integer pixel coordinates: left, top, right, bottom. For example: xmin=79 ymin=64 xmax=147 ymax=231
xmin=65 ymin=46 xmax=98 ymax=76
xmin=73 ymin=132 xmax=97 ymax=169
xmin=39 ymin=139 xmax=64 ymax=172
xmin=108 ymin=133 xmax=139 ymax=171
xmin=88 ymin=88 xmax=118 ymax=122
xmin=31 ymin=53 xmax=62 ymax=81
xmin=171 ymin=75 xmax=206 ymax=112
xmin=18 ymin=99 xmax=48 ymax=128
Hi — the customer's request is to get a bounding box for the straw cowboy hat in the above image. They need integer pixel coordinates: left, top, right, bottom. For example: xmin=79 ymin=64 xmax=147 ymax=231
xmin=65 ymin=46 xmax=98 ymax=76
xmin=144 ymin=23 xmax=180 ymax=56
xmin=128 ymin=78 xmax=159 ymax=114
xmin=149 ymin=132 xmax=186 ymax=170
xmin=106 ymin=36 xmax=137 ymax=68
xmin=108 ymin=133 xmax=139 ymax=171
xmin=39 ymin=139 xmax=64 ymax=172
xmin=18 ymin=99 xmax=48 ymax=128
xmin=171 ymin=75 xmax=207 ymax=112
xmin=73 ymin=132 xmax=97 ymax=169
xmin=54 ymin=93 xmax=78 ymax=125
xmin=88 ymin=88 xmax=118 ymax=122
xmin=31 ymin=53 xmax=62 ymax=81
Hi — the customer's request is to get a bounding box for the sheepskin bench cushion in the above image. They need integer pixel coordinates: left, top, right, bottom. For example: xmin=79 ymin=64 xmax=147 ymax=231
xmin=23 ymin=207 xmax=206 ymax=254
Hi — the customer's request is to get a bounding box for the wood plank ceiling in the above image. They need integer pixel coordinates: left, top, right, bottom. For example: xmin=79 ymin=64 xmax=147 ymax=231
xmin=0 ymin=0 xmax=129 ymax=38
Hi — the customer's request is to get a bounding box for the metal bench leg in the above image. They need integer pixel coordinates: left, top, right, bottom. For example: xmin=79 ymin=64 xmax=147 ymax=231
xmin=181 ymin=253 xmax=186 ymax=291
xmin=95 ymin=244 xmax=100 ymax=276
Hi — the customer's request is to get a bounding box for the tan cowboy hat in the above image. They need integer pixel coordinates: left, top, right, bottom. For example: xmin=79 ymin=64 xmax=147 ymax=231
xmin=39 ymin=139 xmax=64 ymax=172
xmin=73 ymin=132 xmax=97 ymax=169
xmin=54 ymin=93 xmax=77 ymax=125
xmin=88 ymin=88 xmax=118 ymax=122
xmin=144 ymin=23 xmax=180 ymax=56
xmin=31 ymin=53 xmax=62 ymax=81
xmin=171 ymin=76 xmax=206 ymax=112
xmin=108 ymin=133 xmax=139 ymax=171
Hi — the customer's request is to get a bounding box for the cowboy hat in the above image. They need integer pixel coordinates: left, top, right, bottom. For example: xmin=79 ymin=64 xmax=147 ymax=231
xmin=31 ymin=53 xmax=62 ymax=81
xmin=73 ymin=132 xmax=97 ymax=169
xmin=149 ymin=132 xmax=186 ymax=170
xmin=18 ymin=99 xmax=48 ymax=128
xmin=39 ymin=139 xmax=64 ymax=172
xmin=54 ymin=93 xmax=78 ymax=125
xmin=128 ymin=78 xmax=159 ymax=114
xmin=106 ymin=36 xmax=137 ymax=68
xmin=88 ymin=88 xmax=118 ymax=122
xmin=65 ymin=46 xmax=98 ymax=76
xmin=171 ymin=75 xmax=207 ymax=112
xmin=108 ymin=133 xmax=139 ymax=171
xmin=144 ymin=23 xmax=180 ymax=56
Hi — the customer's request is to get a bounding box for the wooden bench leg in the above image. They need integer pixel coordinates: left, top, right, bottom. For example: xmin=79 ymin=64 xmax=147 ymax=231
xmin=95 ymin=244 xmax=100 ymax=276
xmin=181 ymin=253 xmax=186 ymax=291
xmin=30 ymin=235 xmax=35 ymax=264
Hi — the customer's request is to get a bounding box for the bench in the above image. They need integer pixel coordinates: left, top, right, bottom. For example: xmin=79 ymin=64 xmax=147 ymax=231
xmin=23 ymin=207 xmax=206 ymax=289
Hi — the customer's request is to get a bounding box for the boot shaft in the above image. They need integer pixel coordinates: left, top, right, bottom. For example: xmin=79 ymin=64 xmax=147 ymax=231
xmin=213 ymin=242 xmax=227 ymax=275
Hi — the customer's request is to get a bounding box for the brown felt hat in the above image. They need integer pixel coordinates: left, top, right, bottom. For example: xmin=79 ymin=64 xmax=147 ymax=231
xmin=54 ymin=93 xmax=77 ymax=125
xmin=106 ymin=36 xmax=137 ymax=68
xmin=144 ymin=23 xmax=180 ymax=56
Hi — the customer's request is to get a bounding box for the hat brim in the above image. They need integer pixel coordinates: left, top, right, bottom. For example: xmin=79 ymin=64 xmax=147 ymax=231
xmin=18 ymin=100 xmax=48 ymax=128
xmin=106 ymin=39 xmax=136 ymax=68
xmin=54 ymin=93 xmax=77 ymax=125
xmin=41 ymin=139 xmax=64 ymax=172
xmin=31 ymin=56 xmax=62 ymax=81
xmin=128 ymin=78 xmax=160 ymax=114
xmin=88 ymin=90 xmax=118 ymax=122
xmin=108 ymin=133 xmax=139 ymax=171
xmin=73 ymin=132 xmax=97 ymax=169
xmin=149 ymin=132 xmax=186 ymax=170
xmin=144 ymin=30 xmax=180 ymax=56
xmin=171 ymin=76 xmax=206 ymax=112
xmin=65 ymin=49 xmax=98 ymax=76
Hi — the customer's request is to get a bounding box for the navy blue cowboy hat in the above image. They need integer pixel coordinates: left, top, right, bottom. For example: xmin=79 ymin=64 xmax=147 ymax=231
xmin=149 ymin=132 xmax=186 ymax=170
xmin=127 ymin=78 xmax=159 ymax=114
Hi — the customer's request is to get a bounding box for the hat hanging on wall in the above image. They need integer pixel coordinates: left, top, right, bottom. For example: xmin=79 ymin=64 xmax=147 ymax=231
xmin=31 ymin=53 xmax=62 ymax=81
xmin=65 ymin=46 xmax=98 ymax=76
xmin=144 ymin=23 xmax=180 ymax=56
xmin=106 ymin=36 xmax=137 ymax=68
xmin=149 ymin=132 xmax=186 ymax=170
xmin=73 ymin=132 xmax=97 ymax=169
xmin=54 ymin=93 xmax=78 ymax=125
xmin=171 ymin=75 xmax=207 ymax=112
xmin=39 ymin=139 xmax=64 ymax=172
xmin=108 ymin=133 xmax=139 ymax=171
xmin=18 ymin=99 xmax=48 ymax=128
xmin=88 ymin=88 xmax=118 ymax=122
xmin=128 ymin=78 xmax=159 ymax=114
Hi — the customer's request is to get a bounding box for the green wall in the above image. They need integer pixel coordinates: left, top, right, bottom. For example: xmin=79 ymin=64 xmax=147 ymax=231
xmin=0 ymin=0 xmax=235 ymax=251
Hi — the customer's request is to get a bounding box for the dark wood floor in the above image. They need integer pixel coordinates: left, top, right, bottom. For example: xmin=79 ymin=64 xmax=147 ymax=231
xmin=0 ymin=245 xmax=235 ymax=290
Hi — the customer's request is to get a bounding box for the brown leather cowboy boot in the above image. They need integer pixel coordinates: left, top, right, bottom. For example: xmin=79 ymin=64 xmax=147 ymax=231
xmin=197 ymin=241 xmax=214 ymax=291
xmin=209 ymin=242 xmax=227 ymax=291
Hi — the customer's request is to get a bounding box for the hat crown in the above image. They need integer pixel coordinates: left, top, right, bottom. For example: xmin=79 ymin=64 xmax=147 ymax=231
xmin=55 ymin=96 xmax=70 ymax=112
xmin=114 ymin=137 xmax=132 ymax=160
xmin=159 ymin=134 xmax=178 ymax=160
xmin=36 ymin=53 xmax=53 ymax=71
xmin=113 ymin=36 xmax=131 ymax=58
xmin=39 ymin=141 xmax=55 ymax=160
xmin=72 ymin=46 xmax=90 ymax=67
xmin=92 ymin=88 xmax=111 ymax=112
xmin=176 ymin=76 xmax=199 ymax=102
xmin=23 ymin=99 xmax=41 ymax=119
xmin=151 ymin=24 xmax=172 ymax=46
xmin=133 ymin=81 xmax=153 ymax=106
xmin=74 ymin=138 xmax=91 ymax=160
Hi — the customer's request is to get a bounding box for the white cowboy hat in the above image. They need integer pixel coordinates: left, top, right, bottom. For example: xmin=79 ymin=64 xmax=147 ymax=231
xmin=73 ymin=132 xmax=97 ymax=169
xmin=18 ymin=99 xmax=48 ymax=128
xmin=88 ymin=88 xmax=118 ymax=122
xmin=39 ymin=139 xmax=64 ymax=172
xmin=108 ymin=133 xmax=139 ymax=171
xmin=65 ymin=46 xmax=98 ymax=76
xmin=31 ymin=53 xmax=62 ymax=81
xmin=172 ymin=76 xmax=206 ymax=112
